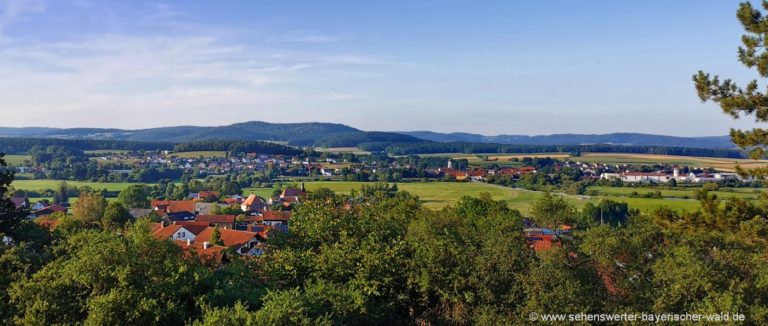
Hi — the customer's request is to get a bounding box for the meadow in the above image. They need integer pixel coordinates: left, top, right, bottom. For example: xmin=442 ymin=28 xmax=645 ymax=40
xmin=298 ymin=181 xmax=703 ymax=214
xmin=417 ymin=152 xmax=768 ymax=171
xmin=3 ymin=154 xmax=31 ymax=165
xmin=10 ymin=180 xmax=149 ymax=192
xmin=314 ymin=147 xmax=372 ymax=155
xmin=588 ymin=186 xmax=762 ymax=200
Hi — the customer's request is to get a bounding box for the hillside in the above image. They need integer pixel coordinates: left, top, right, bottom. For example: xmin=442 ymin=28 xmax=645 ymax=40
xmin=0 ymin=122 xmax=735 ymax=149
xmin=399 ymin=131 xmax=735 ymax=149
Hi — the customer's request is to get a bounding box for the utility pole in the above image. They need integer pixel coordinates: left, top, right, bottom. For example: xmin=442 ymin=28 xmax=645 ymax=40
xmin=600 ymin=208 xmax=604 ymax=226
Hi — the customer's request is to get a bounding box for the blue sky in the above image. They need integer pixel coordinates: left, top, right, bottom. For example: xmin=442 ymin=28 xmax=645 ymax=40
xmin=0 ymin=0 xmax=760 ymax=136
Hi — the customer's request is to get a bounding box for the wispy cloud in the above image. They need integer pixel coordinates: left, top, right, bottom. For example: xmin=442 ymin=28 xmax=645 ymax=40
xmin=0 ymin=0 xmax=44 ymax=40
xmin=0 ymin=0 xmax=392 ymax=128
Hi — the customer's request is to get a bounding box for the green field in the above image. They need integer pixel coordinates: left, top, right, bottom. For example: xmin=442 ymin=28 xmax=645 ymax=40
xmin=241 ymin=187 xmax=277 ymax=200
xmin=588 ymin=186 xmax=763 ymax=200
xmin=172 ymin=151 xmax=228 ymax=158
xmin=299 ymin=181 xmax=701 ymax=214
xmin=10 ymin=180 xmax=150 ymax=192
xmin=3 ymin=154 xmax=31 ymax=165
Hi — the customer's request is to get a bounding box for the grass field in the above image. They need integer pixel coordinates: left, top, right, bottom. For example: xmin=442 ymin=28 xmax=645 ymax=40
xmin=588 ymin=186 xmax=762 ymax=200
xmin=412 ymin=152 xmax=768 ymax=171
xmin=575 ymin=153 xmax=768 ymax=171
xmin=10 ymin=180 xmax=149 ymax=192
xmin=3 ymin=154 xmax=31 ymax=165
xmin=172 ymin=151 xmax=228 ymax=158
xmin=241 ymin=187 xmax=277 ymax=199
xmin=299 ymin=181 xmax=701 ymax=214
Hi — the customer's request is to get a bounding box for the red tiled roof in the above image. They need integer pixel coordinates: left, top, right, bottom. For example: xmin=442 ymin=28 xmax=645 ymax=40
xmin=171 ymin=221 xmax=209 ymax=235
xmin=195 ymin=227 xmax=258 ymax=248
xmin=153 ymin=224 xmax=183 ymax=239
xmin=196 ymin=214 xmax=236 ymax=224
xmin=242 ymin=194 xmax=265 ymax=207
xmin=281 ymin=188 xmax=304 ymax=198
xmin=151 ymin=200 xmax=196 ymax=213
xmin=173 ymin=240 xmax=227 ymax=263
xmin=262 ymin=210 xmax=291 ymax=221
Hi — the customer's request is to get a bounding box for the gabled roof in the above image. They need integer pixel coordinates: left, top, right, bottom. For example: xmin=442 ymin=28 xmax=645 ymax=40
xmin=153 ymin=224 xmax=185 ymax=239
xmin=166 ymin=211 xmax=196 ymax=221
xmin=151 ymin=200 xmax=196 ymax=213
xmin=195 ymin=227 xmax=259 ymax=248
xmin=242 ymin=194 xmax=265 ymax=206
xmin=262 ymin=210 xmax=291 ymax=221
xmin=171 ymin=221 xmax=209 ymax=235
xmin=281 ymin=188 xmax=304 ymax=198
xmin=197 ymin=214 xmax=236 ymax=224
xmin=173 ymin=240 xmax=227 ymax=263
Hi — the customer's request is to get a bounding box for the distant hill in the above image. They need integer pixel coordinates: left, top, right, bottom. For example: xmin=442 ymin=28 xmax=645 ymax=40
xmin=0 ymin=122 xmax=422 ymax=147
xmin=399 ymin=131 xmax=736 ymax=149
xmin=0 ymin=122 xmax=735 ymax=149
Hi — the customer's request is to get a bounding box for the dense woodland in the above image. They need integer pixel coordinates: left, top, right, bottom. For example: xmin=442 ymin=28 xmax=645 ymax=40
xmin=2 ymin=154 xmax=768 ymax=325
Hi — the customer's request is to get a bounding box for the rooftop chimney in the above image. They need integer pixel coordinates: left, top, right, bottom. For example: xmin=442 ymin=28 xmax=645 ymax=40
xmin=203 ymin=242 xmax=210 ymax=249
xmin=186 ymin=239 xmax=191 ymax=246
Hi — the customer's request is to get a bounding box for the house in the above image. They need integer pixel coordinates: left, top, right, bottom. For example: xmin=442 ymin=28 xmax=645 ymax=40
xmin=32 ymin=204 xmax=68 ymax=217
xmin=151 ymin=200 xmax=197 ymax=214
xmin=129 ymin=208 xmax=154 ymax=219
xmin=260 ymin=210 xmax=291 ymax=228
xmin=280 ymin=184 xmax=306 ymax=202
xmin=165 ymin=211 xmax=196 ymax=222
xmin=195 ymin=227 xmax=262 ymax=255
xmin=241 ymin=194 xmax=267 ymax=213
xmin=196 ymin=214 xmax=237 ymax=229
xmin=197 ymin=191 xmax=219 ymax=202
xmin=152 ymin=224 xmax=196 ymax=241
xmin=171 ymin=221 xmax=210 ymax=235
xmin=173 ymin=240 xmax=228 ymax=266
xmin=30 ymin=200 xmax=49 ymax=211
xmin=11 ymin=196 xmax=27 ymax=209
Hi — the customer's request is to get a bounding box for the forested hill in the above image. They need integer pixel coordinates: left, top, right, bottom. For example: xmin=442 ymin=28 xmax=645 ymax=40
xmin=0 ymin=122 xmax=734 ymax=149
xmin=0 ymin=122 xmax=422 ymax=147
xmin=399 ymin=131 xmax=735 ymax=149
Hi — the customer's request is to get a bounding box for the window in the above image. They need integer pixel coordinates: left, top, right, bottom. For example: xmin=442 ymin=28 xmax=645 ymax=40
xmin=178 ymin=232 xmax=186 ymax=238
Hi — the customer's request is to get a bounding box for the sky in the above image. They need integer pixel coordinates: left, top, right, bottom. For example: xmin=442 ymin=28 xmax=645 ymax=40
xmin=0 ymin=0 xmax=763 ymax=136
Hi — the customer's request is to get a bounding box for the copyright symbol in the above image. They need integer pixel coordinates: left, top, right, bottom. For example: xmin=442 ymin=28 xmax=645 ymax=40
xmin=529 ymin=312 xmax=538 ymax=321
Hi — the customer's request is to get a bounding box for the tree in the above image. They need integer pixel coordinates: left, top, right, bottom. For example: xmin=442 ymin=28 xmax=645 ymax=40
xmin=210 ymin=226 xmax=223 ymax=246
xmin=117 ymin=185 xmax=150 ymax=209
xmin=531 ymin=192 xmax=578 ymax=227
xmin=694 ymin=1 xmax=768 ymax=175
xmin=52 ymin=181 xmax=69 ymax=205
xmin=102 ymin=202 xmax=132 ymax=229
xmin=0 ymin=153 xmax=26 ymax=237
xmin=71 ymin=191 xmax=107 ymax=225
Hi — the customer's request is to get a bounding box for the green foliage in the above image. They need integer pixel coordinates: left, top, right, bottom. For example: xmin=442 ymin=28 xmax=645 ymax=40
xmin=102 ymin=202 xmax=132 ymax=229
xmin=210 ymin=226 xmax=223 ymax=246
xmin=0 ymin=153 xmax=27 ymax=236
xmin=118 ymin=185 xmax=150 ymax=209
xmin=71 ymin=190 xmax=107 ymax=225
xmin=531 ymin=192 xmax=578 ymax=227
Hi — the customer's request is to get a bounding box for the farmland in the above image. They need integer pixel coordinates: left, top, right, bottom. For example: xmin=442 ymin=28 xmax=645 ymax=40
xmin=10 ymin=180 xmax=149 ymax=192
xmin=3 ymin=154 xmax=31 ymax=165
xmin=298 ymin=181 xmax=704 ymax=214
xmin=588 ymin=186 xmax=762 ymax=200
xmin=417 ymin=152 xmax=768 ymax=171
xmin=314 ymin=147 xmax=372 ymax=155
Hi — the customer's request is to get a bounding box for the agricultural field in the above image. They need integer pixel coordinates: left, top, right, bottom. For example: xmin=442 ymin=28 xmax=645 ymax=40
xmin=172 ymin=151 xmax=228 ymax=158
xmin=588 ymin=186 xmax=763 ymax=200
xmin=574 ymin=153 xmax=768 ymax=171
xmin=3 ymin=154 xmax=31 ymax=165
xmin=10 ymin=180 xmax=150 ymax=192
xmin=298 ymin=181 xmax=702 ymax=214
xmin=240 ymin=187 xmax=277 ymax=200
xmin=413 ymin=152 xmax=768 ymax=172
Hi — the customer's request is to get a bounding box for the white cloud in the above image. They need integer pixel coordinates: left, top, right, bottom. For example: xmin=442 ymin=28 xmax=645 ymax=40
xmin=0 ymin=0 xmax=44 ymax=40
xmin=0 ymin=1 xmax=391 ymax=128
